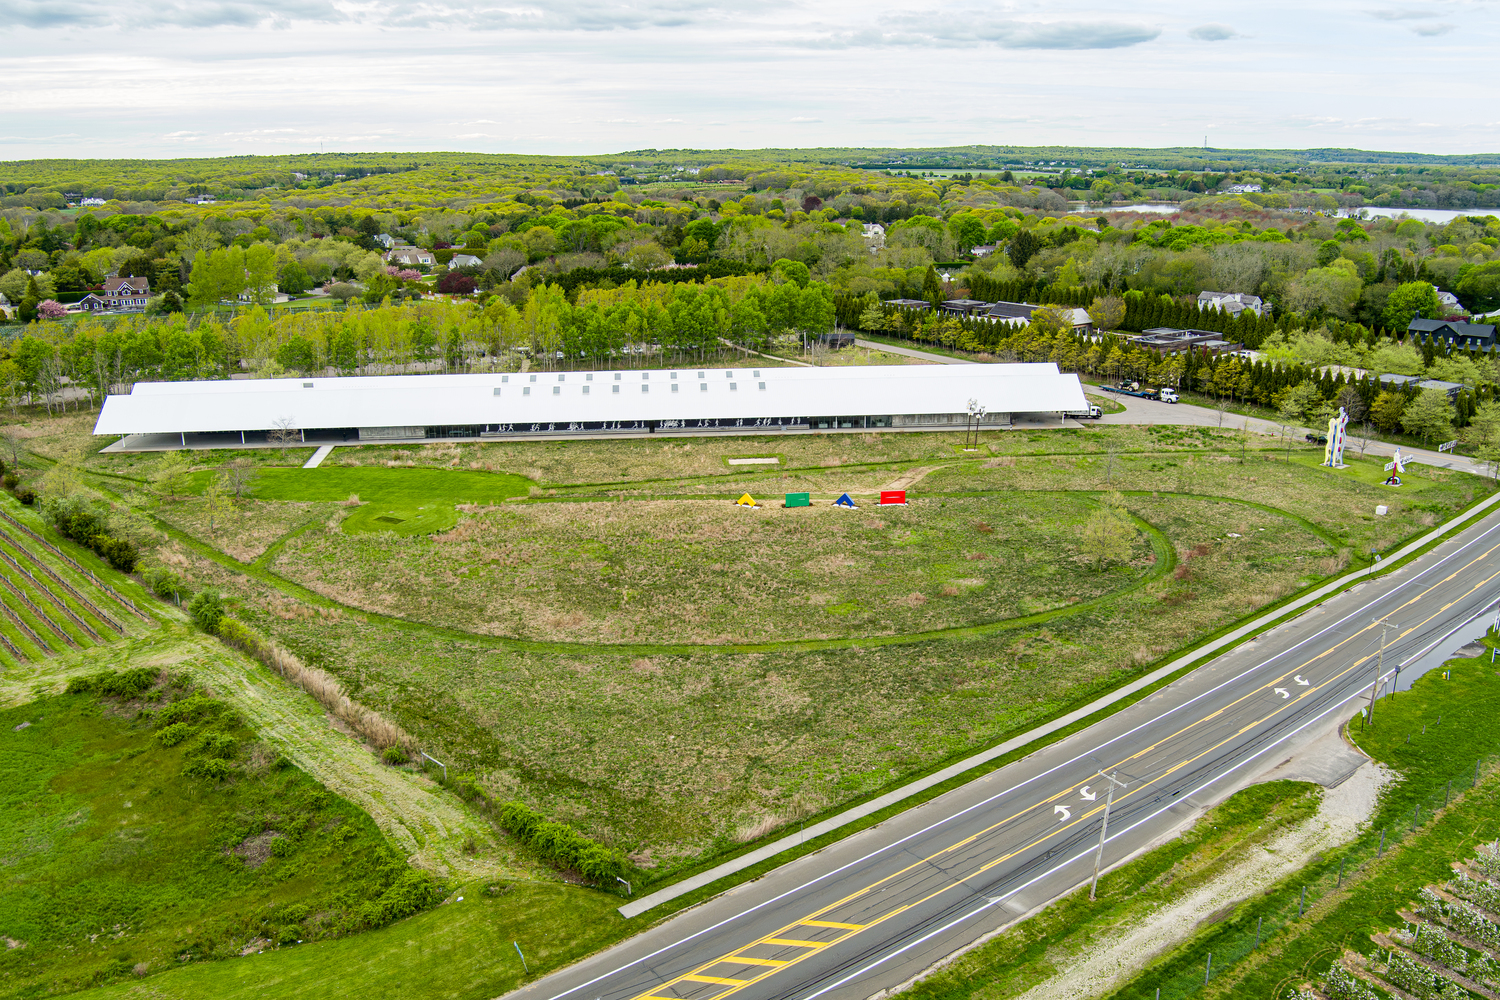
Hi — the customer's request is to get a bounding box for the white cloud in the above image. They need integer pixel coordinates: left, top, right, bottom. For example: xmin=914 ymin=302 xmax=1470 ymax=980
xmin=807 ymin=14 xmax=1160 ymax=49
xmin=1188 ymin=23 xmax=1240 ymax=40
xmin=1410 ymin=21 xmax=1454 ymax=33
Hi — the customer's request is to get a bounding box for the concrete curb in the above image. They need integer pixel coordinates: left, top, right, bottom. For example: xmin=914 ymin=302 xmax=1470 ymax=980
xmin=618 ymin=488 xmax=1500 ymax=918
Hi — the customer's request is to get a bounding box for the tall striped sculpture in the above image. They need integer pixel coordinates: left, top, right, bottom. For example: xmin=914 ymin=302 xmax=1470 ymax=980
xmin=1324 ymin=406 xmax=1349 ymax=469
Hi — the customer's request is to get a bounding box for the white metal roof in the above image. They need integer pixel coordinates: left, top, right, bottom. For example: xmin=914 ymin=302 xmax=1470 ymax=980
xmin=93 ymin=364 xmax=1088 ymax=435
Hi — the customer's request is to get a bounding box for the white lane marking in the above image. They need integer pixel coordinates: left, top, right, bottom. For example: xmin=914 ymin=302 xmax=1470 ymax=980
xmin=794 ymin=652 xmax=1414 ymax=1000
xmin=1078 ymin=786 xmax=1096 ymax=801
xmin=1295 ymin=675 xmax=1310 ymax=686
xmin=531 ymin=516 xmax=1500 ymax=1000
xmin=1274 ymin=688 xmax=1291 ymax=699
xmin=1053 ymin=805 xmax=1071 ymax=821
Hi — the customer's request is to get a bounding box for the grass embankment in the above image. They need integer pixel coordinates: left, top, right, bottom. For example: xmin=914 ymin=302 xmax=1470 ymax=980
xmin=68 ymin=881 xmax=623 ymax=1000
xmin=1097 ymin=646 xmax=1500 ymax=1000
xmin=0 ymin=671 xmax=443 ymax=998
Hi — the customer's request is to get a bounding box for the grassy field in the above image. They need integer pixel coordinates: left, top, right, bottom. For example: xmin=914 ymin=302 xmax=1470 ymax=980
xmin=141 ymin=489 xmax=1340 ymax=870
xmin=52 ymin=422 xmax=1486 ymax=872
xmin=1096 ymin=645 xmax=1500 ymax=1000
xmin=7 ymin=409 xmax=1499 ymax=1000
xmin=266 ymin=493 xmax=1159 ymax=643
xmin=0 ymin=671 xmax=442 ymax=998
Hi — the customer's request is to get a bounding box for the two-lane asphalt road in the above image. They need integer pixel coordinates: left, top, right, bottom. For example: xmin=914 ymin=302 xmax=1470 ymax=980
xmin=512 ymin=510 xmax=1500 ymax=1000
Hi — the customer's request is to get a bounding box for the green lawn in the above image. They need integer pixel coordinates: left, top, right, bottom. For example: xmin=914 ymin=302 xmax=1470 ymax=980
xmin=0 ymin=672 xmax=442 ymax=998
xmin=248 ymin=467 xmax=532 ymax=505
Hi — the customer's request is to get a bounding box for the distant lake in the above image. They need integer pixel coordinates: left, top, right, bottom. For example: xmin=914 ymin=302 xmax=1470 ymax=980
xmin=1074 ymin=203 xmax=1500 ymax=223
xmin=1353 ymin=206 xmax=1500 ymax=223
xmin=1069 ymin=203 xmax=1180 ymax=214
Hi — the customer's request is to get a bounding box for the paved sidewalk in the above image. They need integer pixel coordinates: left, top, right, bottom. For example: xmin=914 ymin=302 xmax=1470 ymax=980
xmin=1093 ymin=390 xmax=1484 ymax=476
xmin=854 ymin=339 xmax=975 ymax=364
xmin=302 ymin=445 xmax=335 ymax=468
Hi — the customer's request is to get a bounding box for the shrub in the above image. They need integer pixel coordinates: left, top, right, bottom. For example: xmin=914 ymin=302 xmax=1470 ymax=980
xmin=142 ymin=565 xmax=182 ymax=599
xmin=195 ymin=732 xmax=237 ymax=760
xmin=93 ymin=535 xmax=139 ymax=573
xmin=498 ymin=801 xmax=626 ymax=882
xmin=155 ymin=694 xmax=225 ymax=729
xmin=183 ymin=757 xmax=233 ymax=780
xmin=367 ymin=869 xmax=444 ymax=924
xmin=15 ymin=488 xmax=36 ymax=505
xmin=43 ymin=495 xmax=139 ymax=570
xmin=437 ymin=272 xmax=476 ymax=295
xmin=187 ymin=591 xmax=225 ymax=633
xmin=66 ymin=668 xmax=158 ymax=699
xmin=498 ymin=801 xmax=544 ymax=841
xmin=156 ymin=722 xmax=194 ymax=747
xmin=381 ymin=745 xmax=410 ymax=765
xmin=2 ymin=473 xmax=17 ymax=489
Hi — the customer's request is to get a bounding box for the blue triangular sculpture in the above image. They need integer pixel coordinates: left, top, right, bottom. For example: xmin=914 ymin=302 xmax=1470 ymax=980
xmin=834 ymin=493 xmax=858 ymax=508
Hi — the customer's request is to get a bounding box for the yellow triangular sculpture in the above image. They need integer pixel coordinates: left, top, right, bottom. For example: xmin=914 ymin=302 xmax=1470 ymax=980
xmin=736 ymin=493 xmax=756 ymax=507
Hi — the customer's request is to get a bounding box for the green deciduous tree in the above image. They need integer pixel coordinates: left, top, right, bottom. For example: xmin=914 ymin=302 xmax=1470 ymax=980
xmin=1087 ymin=295 xmax=1125 ymax=331
xmin=151 ymin=451 xmax=192 ymax=501
xmin=1370 ymin=390 xmax=1407 ymax=433
xmin=1400 ymin=387 xmax=1454 ymax=444
xmin=1288 ymin=259 xmax=1362 ymax=318
xmin=1382 ymin=281 xmax=1441 ymax=330
xmin=244 ymin=244 xmax=277 ymax=305
xmin=1461 ymin=400 xmax=1500 ymax=477
xmin=1078 ymin=495 xmax=1137 ymax=572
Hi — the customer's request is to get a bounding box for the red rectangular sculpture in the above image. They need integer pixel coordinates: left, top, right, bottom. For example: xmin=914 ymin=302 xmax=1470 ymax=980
xmin=879 ymin=490 xmax=907 ymax=505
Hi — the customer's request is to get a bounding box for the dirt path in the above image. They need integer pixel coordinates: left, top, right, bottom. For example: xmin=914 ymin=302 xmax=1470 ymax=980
xmin=1010 ymin=763 xmax=1392 ymax=1000
xmin=885 ymin=465 xmax=946 ymax=491
xmin=0 ymin=626 xmax=540 ymax=883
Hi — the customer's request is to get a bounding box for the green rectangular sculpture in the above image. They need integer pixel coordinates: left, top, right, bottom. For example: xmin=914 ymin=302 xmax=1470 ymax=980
xmin=785 ymin=492 xmax=811 ymax=508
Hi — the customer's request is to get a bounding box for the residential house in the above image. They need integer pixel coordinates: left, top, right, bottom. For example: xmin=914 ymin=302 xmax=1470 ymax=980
xmin=1435 ymin=290 xmax=1465 ymax=314
xmin=885 ymin=298 xmax=932 ymax=311
xmin=1197 ymin=290 xmax=1265 ymax=318
xmin=448 ymin=253 xmax=482 ymax=269
xmin=78 ymin=275 xmax=151 ymax=312
xmin=1407 ymin=318 xmax=1496 ymax=350
xmin=985 ymin=301 xmax=1093 ymax=332
xmin=374 ymin=234 xmax=396 ymax=249
xmin=970 ymin=244 xmax=997 ymax=257
xmin=861 ymin=223 xmax=886 ymax=252
xmin=386 ymin=246 xmax=435 ymax=267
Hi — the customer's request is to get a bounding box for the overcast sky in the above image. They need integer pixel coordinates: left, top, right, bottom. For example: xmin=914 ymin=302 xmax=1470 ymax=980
xmin=0 ymin=0 xmax=1494 ymax=160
